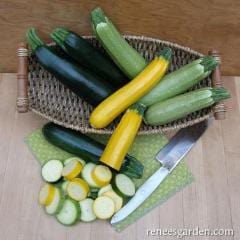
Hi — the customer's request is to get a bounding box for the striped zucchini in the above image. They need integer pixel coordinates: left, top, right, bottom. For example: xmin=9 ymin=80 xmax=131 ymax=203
xmin=91 ymin=7 xmax=147 ymax=78
xmin=144 ymin=87 xmax=230 ymax=125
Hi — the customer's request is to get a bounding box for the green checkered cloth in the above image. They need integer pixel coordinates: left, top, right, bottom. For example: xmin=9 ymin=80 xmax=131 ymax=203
xmin=26 ymin=128 xmax=193 ymax=231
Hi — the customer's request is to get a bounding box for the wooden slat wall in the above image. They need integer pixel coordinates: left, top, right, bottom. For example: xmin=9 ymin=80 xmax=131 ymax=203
xmin=1 ymin=0 xmax=240 ymax=74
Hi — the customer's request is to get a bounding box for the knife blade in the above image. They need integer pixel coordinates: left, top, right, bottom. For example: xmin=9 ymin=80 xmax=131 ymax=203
xmin=111 ymin=119 xmax=211 ymax=224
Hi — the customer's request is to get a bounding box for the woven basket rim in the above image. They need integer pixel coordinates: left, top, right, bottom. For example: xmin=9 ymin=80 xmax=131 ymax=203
xmin=28 ymin=35 xmax=212 ymax=135
xmin=31 ymin=108 xmax=211 ymax=135
xmin=84 ymin=34 xmax=204 ymax=57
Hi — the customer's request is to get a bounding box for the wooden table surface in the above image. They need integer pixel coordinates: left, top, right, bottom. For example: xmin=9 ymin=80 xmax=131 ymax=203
xmin=0 ymin=74 xmax=239 ymax=240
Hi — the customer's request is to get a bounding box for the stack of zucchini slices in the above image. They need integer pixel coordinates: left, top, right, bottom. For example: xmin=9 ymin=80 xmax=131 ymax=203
xmin=39 ymin=157 xmax=136 ymax=225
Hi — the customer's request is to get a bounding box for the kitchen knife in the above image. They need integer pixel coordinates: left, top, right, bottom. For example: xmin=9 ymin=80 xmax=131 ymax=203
xmin=111 ymin=119 xmax=211 ymax=224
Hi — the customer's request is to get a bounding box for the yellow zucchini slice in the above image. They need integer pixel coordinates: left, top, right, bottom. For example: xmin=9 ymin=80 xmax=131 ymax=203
xmin=45 ymin=188 xmax=64 ymax=215
xmin=38 ymin=183 xmax=56 ymax=206
xmin=62 ymin=159 xmax=83 ymax=180
xmin=64 ymin=157 xmax=86 ymax=166
xmin=98 ymin=184 xmax=112 ymax=197
xmin=93 ymin=196 xmax=115 ymax=219
xmin=81 ymin=163 xmax=100 ymax=188
xmin=103 ymin=190 xmax=123 ymax=212
xmin=67 ymin=178 xmax=89 ymax=201
xmin=91 ymin=165 xmax=112 ymax=187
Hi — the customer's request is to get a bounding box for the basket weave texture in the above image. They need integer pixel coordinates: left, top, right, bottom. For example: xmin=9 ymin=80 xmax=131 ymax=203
xmin=28 ymin=35 xmax=212 ymax=134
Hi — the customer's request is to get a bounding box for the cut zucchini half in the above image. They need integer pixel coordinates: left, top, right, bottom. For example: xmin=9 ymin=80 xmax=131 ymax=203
xmin=98 ymin=184 xmax=112 ymax=197
xmin=92 ymin=165 xmax=112 ymax=187
xmin=103 ymin=190 xmax=123 ymax=212
xmin=112 ymin=174 xmax=136 ymax=197
xmin=61 ymin=181 xmax=69 ymax=194
xmin=79 ymin=198 xmax=96 ymax=222
xmin=67 ymin=178 xmax=89 ymax=201
xmin=62 ymin=159 xmax=83 ymax=180
xmin=45 ymin=188 xmax=64 ymax=215
xmin=38 ymin=183 xmax=56 ymax=206
xmin=41 ymin=160 xmax=63 ymax=183
xmin=81 ymin=163 xmax=100 ymax=188
xmin=64 ymin=157 xmax=86 ymax=166
xmin=56 ymin=199 xmax=80 ymax=226
xmin=93 ymin=196 xmax=115 ymax=219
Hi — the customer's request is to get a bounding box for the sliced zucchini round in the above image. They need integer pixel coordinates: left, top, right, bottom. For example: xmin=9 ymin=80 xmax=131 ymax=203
xmin=56 ymin=199 xmax=80 ymax=226
xmin=81 ymin=163 xmax=100 ymax=188
xmin=103 ymin=190 xmax=123 ymax=212
xmin=62 ymin=159 xmax=83 ymax=180
xmin=93 ymin=196 xmax=115 ymax=220
xmin=79 ymin=198 xmax=96 ymax=222
xmin=41 ymin=160 xmax=63 ymax=183
xmin=67 ymin=178 xmax=89 ymax=201
xmin=64 ymin=157 xmax=86 ymax=166
xmin=112 ymin=174 xmax=136 ymax=197
xmin=92 ymin=165 xmax=112 ymax=187
xmin=45 ymin=188 xmax=64 ymax=215
xmin=98 ymin=184 xmax=112 ymax=197
xmin=38 ymin=183 xmax=56 ymax=206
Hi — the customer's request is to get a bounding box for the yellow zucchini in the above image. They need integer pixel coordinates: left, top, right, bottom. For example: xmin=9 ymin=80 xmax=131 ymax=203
xmin=89 ymin=47 xmax=172 ymax=129
xmin=100 ymin=105 xmax=144 ymax=170
xmin=99 ymin=56 xmax=217 ymax=171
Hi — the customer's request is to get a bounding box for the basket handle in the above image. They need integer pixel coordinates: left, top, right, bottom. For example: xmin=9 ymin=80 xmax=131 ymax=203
xmin=208 ymin=49 xmax=226 ymax=120
xmin=16 ymin=42 xmax=29 ymax=113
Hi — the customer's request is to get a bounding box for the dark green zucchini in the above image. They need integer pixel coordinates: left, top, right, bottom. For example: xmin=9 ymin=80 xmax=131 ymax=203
xmin=26 ymin=28 xmax=116 ymax=106
xmin=50 ymin=28 xmax=128 ymax=87
xmin=42 ymin=122 xmax=144 ymax=179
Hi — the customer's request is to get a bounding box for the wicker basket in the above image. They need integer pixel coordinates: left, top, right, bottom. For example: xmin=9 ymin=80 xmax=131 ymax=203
xmin=16 ymin=36 xmax=226 ymax=134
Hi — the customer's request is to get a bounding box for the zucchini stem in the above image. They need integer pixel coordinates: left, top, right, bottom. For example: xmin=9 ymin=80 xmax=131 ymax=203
xmin=129 ymin=103 xmax=147 ymax=116
xmin=91 ymin=7 xmax=107 ymax=28
xmin=121 ymin=154 xmax=144 ymax=179
xmin=51 ymin=27 xmax=70 ymax=41
xmin=158 ymin=47 xmax=172 ymax=61
xmin=200 ymin=56 xmax=218 ymax=72
xmin=26 ymin=28 xmax=44 ymax=52
xmin=50 ymin=31 xmax=67 ymax=51
xmin=211 ymin=87 xmax=231 ymax=102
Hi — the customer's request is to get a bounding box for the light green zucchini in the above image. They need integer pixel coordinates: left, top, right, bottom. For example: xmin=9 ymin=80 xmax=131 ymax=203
xmin=91 ymin=7 xmax=147 ymax=78
xmin=139 ymin=56 xmax=218 ymax=106
xmin=144 ymin=87 xmax=230 ymax=125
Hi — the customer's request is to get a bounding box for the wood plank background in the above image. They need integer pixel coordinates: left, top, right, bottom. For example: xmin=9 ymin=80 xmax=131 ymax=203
xmin=0 ymin=0 xmax=240 ymax=74
xmin=0 ymin=74 xmax=239 ymax=239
